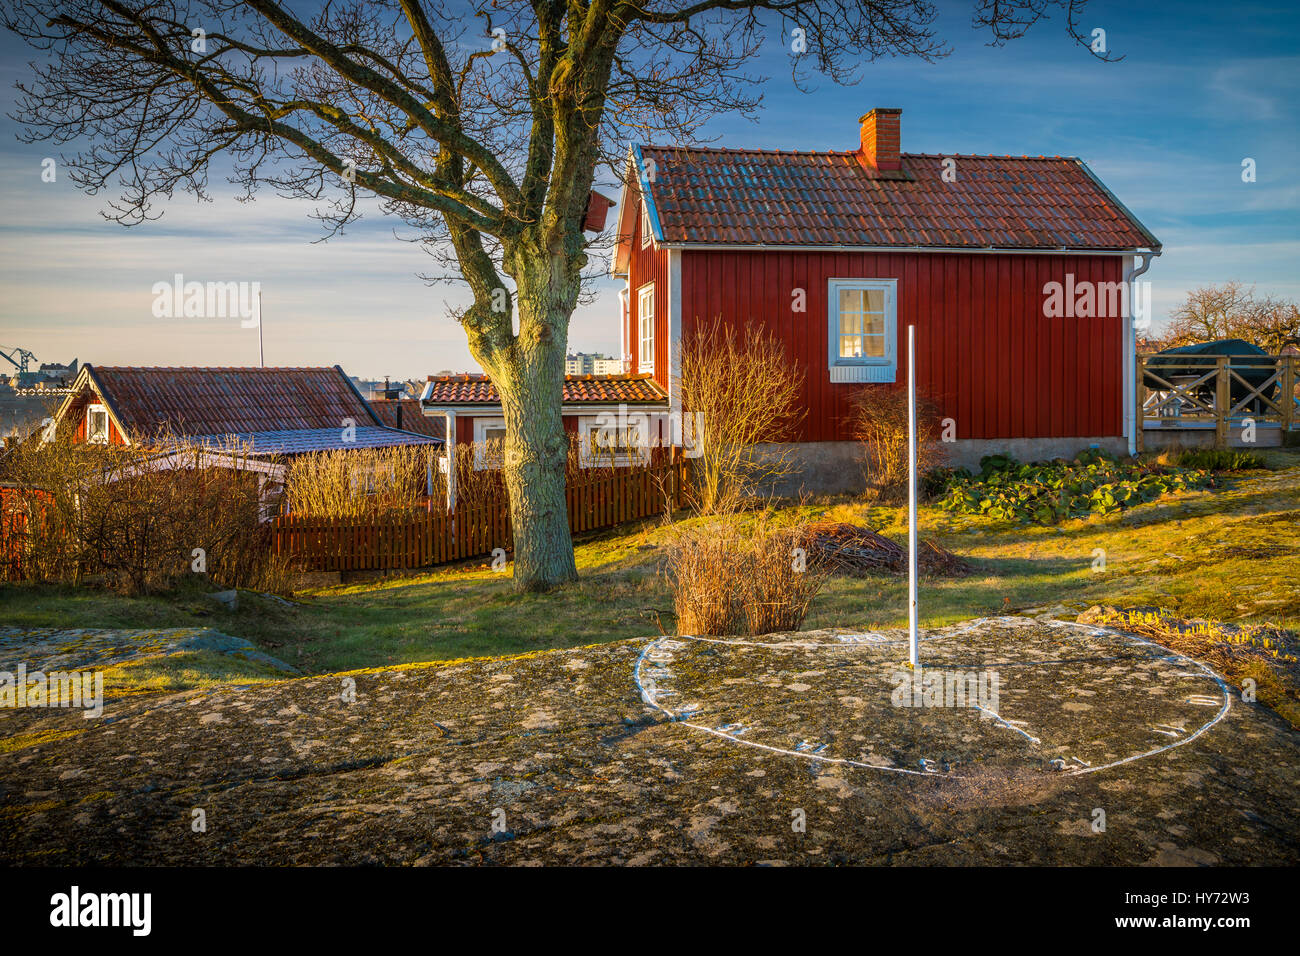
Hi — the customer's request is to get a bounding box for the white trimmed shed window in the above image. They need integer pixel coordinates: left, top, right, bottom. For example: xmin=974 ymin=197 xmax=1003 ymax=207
xmin=638 ymin=283 xmax=655 ymax=372
xmin=578 ymin=415 xmax=650 ymax=468
xmin=472 ymin=417 xmax=507 ymax=470
xmin=86 ymin=403 xmax=110 ymax=443
xmin=828 ymin=278 xmax=897 ymax=383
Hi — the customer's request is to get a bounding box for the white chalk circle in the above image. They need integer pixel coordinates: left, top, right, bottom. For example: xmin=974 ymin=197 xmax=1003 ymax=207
xmin=633 ymin=616 xmax=1231 ymax=778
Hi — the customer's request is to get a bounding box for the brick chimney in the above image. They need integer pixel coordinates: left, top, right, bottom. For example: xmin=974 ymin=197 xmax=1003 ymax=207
xmin=859 ymin=108 xmax=902 ymax=174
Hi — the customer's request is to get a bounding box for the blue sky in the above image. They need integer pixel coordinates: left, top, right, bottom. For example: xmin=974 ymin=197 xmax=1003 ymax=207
xmin=1 ymin=0 xmax=1296 ymax=380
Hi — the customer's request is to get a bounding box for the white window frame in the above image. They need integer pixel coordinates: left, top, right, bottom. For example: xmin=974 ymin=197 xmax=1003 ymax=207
xmin=472 ymin=416 xmax=508 ymax=471
xmin=86 ymin=403 xmax=110 ymax=444
xmin=578 ymin=415 xmax=651 ymax=469
xmin=827 ymin=278 xmax=898 ymax=383
xmin=640 ymin=200 xmax=653 ymax=248
xmin=637 ymin=282 xmax=655 ymax=373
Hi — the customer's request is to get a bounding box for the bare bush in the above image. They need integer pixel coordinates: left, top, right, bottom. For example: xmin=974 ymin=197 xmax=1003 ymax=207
xmin=2 ymin=433 xmax=288 ymax=594
xmin=847 ymin=387 xmax=946 ymax=502
xmin=285 ymin=445 xmax=433 ymax=518
xmin=666 ymin=514 xmax=826 ymax=636
xmin=679 ymin=319 xmax=805 ymax=514
xmin=743 ymin=515 xmax=829 ymax=635
xmin=665 ymin=521 xmax=745 ymax=636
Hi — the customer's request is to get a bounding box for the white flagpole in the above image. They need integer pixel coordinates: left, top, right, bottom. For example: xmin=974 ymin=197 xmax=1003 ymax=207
xmin=258 ymin=290 xmax=265 ymax=368
xmin=908 ymin=324 xmax=919 ymax=668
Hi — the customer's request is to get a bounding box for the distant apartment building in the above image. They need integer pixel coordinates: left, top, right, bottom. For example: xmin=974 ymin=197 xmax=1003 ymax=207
xmin=565 ymin=352 xmax=624 ymax=376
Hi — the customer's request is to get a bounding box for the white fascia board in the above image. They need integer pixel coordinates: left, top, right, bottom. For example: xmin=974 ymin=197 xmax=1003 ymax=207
xmin=657 ymin=242 xmax=1159 ymax=256
xmin=668 ymin=249 xmax=682 ymax=420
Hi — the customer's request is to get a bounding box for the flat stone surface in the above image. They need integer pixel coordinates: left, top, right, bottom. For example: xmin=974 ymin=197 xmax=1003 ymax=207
xmin=0 ymin=626 xmax=301 ymax=676
xmin=1 ymin=617 xmax=1296 ymax=865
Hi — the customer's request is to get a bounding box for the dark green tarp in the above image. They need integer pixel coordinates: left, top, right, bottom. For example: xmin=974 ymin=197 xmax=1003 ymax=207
xmin=1144 ymin=339 xmax=1277 ymax=407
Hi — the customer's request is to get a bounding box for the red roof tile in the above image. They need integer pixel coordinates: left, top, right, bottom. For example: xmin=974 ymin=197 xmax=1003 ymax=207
xmin=637 ymin=147 xmax=1159 ymax=251
xmin=424 ymin=374 xmax=667 ymax=406
xmin=81 ymin=366 xmax=380 ymax=439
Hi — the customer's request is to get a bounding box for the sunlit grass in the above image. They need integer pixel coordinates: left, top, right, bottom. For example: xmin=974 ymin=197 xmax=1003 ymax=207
xmin=3 ymin=450 xmax=1296 ymax=683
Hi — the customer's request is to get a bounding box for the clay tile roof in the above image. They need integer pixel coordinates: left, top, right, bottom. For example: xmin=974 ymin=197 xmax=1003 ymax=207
xmin=85 ymin=365 xmax=381 ymax=439
xmin=637 ymin=147 xmax=1160 ymax=251
xmin=424 ymin=373 xmax=667 ymax=406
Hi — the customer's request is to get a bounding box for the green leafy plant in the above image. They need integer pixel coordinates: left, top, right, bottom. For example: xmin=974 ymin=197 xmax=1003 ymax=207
xmin=1173 ymin=448 xmax=1267 ymax=472
xmin=930 ymin=449 xmax=1215 ymax=525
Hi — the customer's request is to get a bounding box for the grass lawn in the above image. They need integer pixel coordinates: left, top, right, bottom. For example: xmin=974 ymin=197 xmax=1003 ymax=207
xmin=3 ymin=449 xmax=1297 ymax=679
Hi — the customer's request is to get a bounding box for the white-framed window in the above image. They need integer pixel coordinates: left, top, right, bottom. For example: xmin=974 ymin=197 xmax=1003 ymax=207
xmin=578 ymin=415 xmax=651 ymax=468
xmin=827 ymin=278 xmax=898 ymax=383
xmin=638 ymin=283 xmax=655 ymax=372
xmin=86 ymin=403 xmax=110 ymax=443
xmin=472 ymin=417 xmax=508 ymax=470
xmin=640 ymin=200 xmax=652 ymax=248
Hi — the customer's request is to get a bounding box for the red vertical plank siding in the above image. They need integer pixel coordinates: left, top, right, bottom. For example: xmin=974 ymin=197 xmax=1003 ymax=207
xmin=1081 ymin=257 xmax=1098 ymax=436
xmin=1036 ymin=256 xmax=1054 ymax=438
xmin=676 ymin=249 xmax=1125 ymax=442
xmin=996 ymin=259 xmax=1011 ymax=439
xmin=626 ymin=177 xmax=672 ymax=389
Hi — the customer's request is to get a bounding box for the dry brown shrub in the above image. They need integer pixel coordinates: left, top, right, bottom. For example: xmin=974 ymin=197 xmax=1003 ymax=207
xmin=666 ymin=513 xmax=827 ymax=636
xmin=847 ymin=387 xmax=946 ymax=502
xmin=285 ymin=445 xmax=433 ymax=517
xmin=665 ymin=521 xmax=745 ymax=636
xmin=743 ymin=514 xmax=829 ymax=635
xmin=2 ymin=432 xmax=289 ymax=594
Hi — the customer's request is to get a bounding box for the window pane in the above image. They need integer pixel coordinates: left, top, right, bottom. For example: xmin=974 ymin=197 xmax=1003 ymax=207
xmin=831 ymin=282 xmax=893 ymax=365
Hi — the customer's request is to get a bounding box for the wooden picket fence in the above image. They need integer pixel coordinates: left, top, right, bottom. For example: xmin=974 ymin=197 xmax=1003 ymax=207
xmin=272 ymin=452 xmax=689 ymax=572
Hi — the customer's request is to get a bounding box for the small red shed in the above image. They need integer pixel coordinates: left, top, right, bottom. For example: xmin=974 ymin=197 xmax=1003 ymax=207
xmin=611 ymin=108 xmax=1162 ymax=492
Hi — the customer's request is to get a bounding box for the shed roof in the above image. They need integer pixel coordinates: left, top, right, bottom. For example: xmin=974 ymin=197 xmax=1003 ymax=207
xmin=55 ymin=365 xmax=441 ymax=454
xmin=186 ymin=426 xmax=439 ymax=456
xmin=74 ymin=365 xmax=379 ymax=438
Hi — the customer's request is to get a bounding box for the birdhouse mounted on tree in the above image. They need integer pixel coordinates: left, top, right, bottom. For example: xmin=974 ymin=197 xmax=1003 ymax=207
xmin=583 ymin=191 xmax=616 ymax=232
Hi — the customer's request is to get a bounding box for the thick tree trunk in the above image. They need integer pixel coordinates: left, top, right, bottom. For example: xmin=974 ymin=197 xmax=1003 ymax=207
xmin=494 ymin=254 xmax=580 ymax=591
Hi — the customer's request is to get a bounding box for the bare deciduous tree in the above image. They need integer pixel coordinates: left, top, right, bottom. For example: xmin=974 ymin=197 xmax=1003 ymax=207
xmin=1165 ymin=282 xmax=1300 ymax=354
xmin=5 ymin=0 xmax=1103 ymax=589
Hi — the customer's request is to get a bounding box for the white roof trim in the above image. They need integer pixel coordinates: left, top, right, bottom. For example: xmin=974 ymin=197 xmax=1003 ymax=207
xmin=655 ymin=242 xmax=1160 ymax=256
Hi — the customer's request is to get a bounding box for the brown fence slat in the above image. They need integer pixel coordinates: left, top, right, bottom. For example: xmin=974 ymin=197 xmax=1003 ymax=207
xmin=271 ymin=454 xmax=692 ymax=572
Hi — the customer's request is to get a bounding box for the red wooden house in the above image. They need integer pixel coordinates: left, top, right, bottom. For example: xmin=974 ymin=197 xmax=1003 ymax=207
xmin=611 ymin=107 xmax=1162 ymax=491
